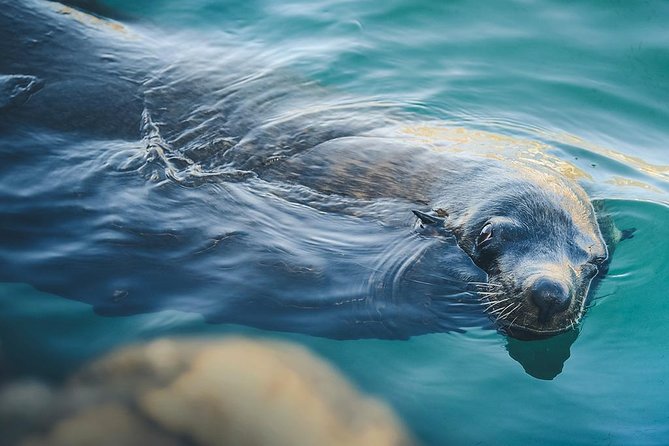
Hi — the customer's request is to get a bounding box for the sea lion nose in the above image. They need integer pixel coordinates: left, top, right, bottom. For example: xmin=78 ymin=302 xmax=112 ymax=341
xmin=529 ymin=278 xmax=571 ymax=323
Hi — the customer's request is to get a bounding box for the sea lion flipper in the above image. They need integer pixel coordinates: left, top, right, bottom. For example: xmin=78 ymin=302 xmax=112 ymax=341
xmin=620 ymin=227 xmax=636 ymax=241
xmin=591 ymin=199 xmax=635 ymax=253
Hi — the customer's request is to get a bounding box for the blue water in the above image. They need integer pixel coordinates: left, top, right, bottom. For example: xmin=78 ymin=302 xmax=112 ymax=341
xmin=1 ymin=0 xmax=668 ymax=445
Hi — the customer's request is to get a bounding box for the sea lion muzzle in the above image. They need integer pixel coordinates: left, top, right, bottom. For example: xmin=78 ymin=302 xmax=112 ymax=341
xmin=527 ymin=277 xmax=571 ymax=324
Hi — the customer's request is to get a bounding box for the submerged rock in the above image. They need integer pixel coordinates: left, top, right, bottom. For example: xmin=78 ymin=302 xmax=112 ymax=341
xmin=1 ymin=337 xmax=413 ymax=446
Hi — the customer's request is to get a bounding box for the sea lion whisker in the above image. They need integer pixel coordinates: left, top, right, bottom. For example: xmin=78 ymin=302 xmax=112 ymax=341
xmin=477 ymin=288 xmax=502 ymax=295
xmin=508 ymin=307 xmax=524 ymax=328
xmin=489 ymin=302 xmax=513 ymax=316
xmin=493 ymin=302 xmax=516 ymax=320
xmin=477 ymin=292 xmax=502 ymax=298
xmin=504 ymin=301 xmax=521 ymax=314
xmin=479 ymin=296 xmax=505 ymax=303
xmin=500 ymin=302 xmax=522 ymax=321
xmin=482 ymin=302 xmax=502 ymax=310
xmin=480 ymin=301 xmax=502 ymax=310
xmin=480 ymin=301 xmax=508 ymax=314
xmin=496 ymin=308 xmax=513 ymax=321
xmin=478 ymin=295 xmax=498 ymax=302
xmin=479 ymin=295 xmax=509 ymax=304
xmin=481 ymin=303 xmax=507 ymax=313
xmin=470 ymin=281 xmax=495 ymax=286
xmin=471 ymin=282 xmax=501 ymax=288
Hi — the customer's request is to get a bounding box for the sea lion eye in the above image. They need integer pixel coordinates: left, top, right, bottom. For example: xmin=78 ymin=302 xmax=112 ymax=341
xmin=477 ymin=223 xmax=493 ymax=246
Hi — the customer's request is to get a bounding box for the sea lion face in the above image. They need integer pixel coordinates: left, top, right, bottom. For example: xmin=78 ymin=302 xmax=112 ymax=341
xmin=454 ymin=184 xmax=608 ymax=338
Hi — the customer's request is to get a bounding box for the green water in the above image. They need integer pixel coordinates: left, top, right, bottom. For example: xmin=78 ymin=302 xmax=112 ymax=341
xmin=2 ymin=0 xmax=668 ymax=444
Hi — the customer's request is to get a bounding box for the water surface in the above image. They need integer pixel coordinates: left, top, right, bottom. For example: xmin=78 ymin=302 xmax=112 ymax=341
xmin=1 ymin=0 xmax=668 ymax=445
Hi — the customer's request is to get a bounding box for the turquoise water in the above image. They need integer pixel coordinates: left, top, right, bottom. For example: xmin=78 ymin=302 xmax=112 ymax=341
xmin=1 ymin=0 xmax=668 ymax=445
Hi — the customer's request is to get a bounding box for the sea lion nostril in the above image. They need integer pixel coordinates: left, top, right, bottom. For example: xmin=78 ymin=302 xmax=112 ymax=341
xmin=529 ymin=278 xmax=571 ymax=323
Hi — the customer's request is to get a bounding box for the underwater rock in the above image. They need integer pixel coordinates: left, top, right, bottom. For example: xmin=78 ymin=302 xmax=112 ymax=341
xmin=0 ymin=337 xmax=413 ymax=446
xmin=20 ymin=403 xmax=181 ymax=446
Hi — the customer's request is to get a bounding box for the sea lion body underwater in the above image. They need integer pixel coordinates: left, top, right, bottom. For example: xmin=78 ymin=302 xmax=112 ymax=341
xmin=0 ymin=0 xmax=622 ymax=339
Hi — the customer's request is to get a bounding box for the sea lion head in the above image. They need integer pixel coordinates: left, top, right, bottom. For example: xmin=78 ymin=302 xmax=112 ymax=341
xmin=420 ymin=167 xmax=609 ymax=339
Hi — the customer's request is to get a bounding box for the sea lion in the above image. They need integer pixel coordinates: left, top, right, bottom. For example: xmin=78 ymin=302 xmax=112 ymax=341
xmin=258 ymin=136 xmax=611 ymax=338
xmin=0 ymin=0 xmax=624 ymax=339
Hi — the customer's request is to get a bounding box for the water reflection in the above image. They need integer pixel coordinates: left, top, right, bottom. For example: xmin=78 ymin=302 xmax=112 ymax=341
xmin=505 ymin=329 xmax=579 ymax=380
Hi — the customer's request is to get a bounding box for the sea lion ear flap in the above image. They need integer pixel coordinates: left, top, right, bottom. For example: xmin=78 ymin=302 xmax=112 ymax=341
xmin=412 ymin=210 xmax=449 ymax=237
xmin=412 ymin=210 xmax=445 ymax=226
